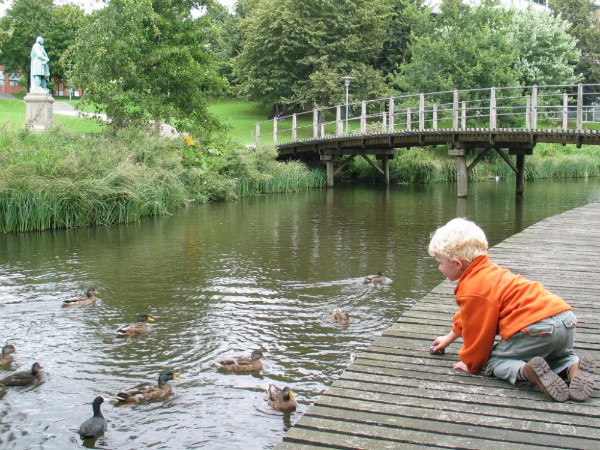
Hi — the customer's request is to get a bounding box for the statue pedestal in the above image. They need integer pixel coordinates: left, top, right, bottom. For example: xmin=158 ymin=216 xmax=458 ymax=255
xmin=24 ymin=93 xmax=54 ymax=132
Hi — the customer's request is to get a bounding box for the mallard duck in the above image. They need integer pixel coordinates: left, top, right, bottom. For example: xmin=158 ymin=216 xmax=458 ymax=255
xmin=214 ymin=350 xmax=264 ymax=373
xmin=115 ymin=370 xmax=180 ymax=404
xmin=331 ymin=308 xmax=350 ymax=324
xmin=0 ymin=344 xmax=19 ymax=367
xmin=363 ymin=271 xmax=384 ymax=284
xmin=63 ymin=288 xmax=99 ymax=307
xmin=0 ymin=362 xmax=43 ymax=386
xmin=267 ymin=383 xmax=297 ymax=412
xmin=115 ymin=313 xmax=155 ymax=338
xmin=78 ymin=396 xmax=107 ymax=440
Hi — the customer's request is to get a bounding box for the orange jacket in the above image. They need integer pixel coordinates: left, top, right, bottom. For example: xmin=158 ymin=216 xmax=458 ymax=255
xmin=452 ymin=255 xmax=571 ymax=374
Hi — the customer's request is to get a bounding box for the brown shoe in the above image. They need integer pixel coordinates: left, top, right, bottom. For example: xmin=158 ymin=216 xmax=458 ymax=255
xmin=523 ymin=357 xmax=569 ymax=402
xmin=568 ymin=355 xmax=596 ymax=402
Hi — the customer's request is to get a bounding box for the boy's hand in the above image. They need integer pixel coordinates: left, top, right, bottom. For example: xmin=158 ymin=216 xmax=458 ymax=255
xmin=453 ymin=361 xmax=469 ymax=372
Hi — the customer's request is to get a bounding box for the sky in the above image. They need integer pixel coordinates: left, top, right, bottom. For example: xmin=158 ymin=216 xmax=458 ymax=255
xmin=0 ymin=0 xmax=237 ymax=17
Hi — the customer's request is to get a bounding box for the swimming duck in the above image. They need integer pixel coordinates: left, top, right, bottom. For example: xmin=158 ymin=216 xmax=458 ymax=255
xmin=63 ymin=288 xmax=99 ymax=307
xmin=115 ymin=370 xmax=180 ymax=404
xmin=115 ymin=313 xmax=155 ymax=338
xmin=0 ymin=362 xmax=44 ymax=386
xmin=214 ymin=350 xmax=264 ymax=373
xmin=267 ymin=383 xmax=297 ymax=412
xmin=363 ymin=271 xmax=384 ymax=284
xmin=0 ymin=344 xmax=19 ymax=367
xmin=78 ymin=396 xmax=107 ymax=440
xmin=331 ymin=308 xmax=350 ymax=324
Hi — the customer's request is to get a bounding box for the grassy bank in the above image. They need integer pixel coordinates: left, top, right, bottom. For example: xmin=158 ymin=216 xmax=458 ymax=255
xmin=0 ymin=125 xmax=325 ymax=233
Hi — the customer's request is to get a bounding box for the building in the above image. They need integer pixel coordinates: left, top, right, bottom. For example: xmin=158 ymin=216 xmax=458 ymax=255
xmin=0 ymin=65 xmax=23 ymax=95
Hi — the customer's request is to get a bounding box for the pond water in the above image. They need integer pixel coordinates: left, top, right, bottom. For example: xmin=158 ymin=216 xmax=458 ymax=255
xmin=1 ymin=179 xmax=600 ymax=449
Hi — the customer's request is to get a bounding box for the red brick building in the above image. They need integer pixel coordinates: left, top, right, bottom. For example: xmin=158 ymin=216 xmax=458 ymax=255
xmin=0 ymin=65 xmax=23 ymax=95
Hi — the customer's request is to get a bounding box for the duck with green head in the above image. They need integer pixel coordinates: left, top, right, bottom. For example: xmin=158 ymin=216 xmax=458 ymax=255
xmin=115 ymin=313 xmax=155 ymax=338
xmin=115 ymin=370 xmax=180 ymax=404
xmin=63 ymin=288 xmax=99 ymax=307
xmin=214 ymin=349 xmax=264 ymax=373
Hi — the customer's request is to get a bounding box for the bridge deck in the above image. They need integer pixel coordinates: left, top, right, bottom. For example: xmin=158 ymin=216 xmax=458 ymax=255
xmin=277 ymin=128 xmax=600 ymax=161
xmin=276 ymin=202 xmax=600 ymax=449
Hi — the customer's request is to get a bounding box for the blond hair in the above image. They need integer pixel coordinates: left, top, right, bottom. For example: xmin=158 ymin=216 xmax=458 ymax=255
xmin=428 ymin=218 xmax=488 ymax=262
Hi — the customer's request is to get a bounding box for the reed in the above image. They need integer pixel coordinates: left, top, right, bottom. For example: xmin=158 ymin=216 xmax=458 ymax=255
xmin=0 ymin=128 xmax=326 ymax=233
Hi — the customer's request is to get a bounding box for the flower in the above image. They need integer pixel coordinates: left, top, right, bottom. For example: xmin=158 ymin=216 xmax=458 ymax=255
xmin=183 ymin=134 xmax=195 ymax=146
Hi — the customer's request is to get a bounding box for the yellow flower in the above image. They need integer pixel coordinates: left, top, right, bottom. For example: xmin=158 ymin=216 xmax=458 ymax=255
xmin=183 ymin=135 xmax=195 ymax=146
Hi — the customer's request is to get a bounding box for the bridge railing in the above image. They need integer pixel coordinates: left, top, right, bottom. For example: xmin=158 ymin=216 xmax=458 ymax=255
xmin=253 ymin=84 xmax=600 ymax=147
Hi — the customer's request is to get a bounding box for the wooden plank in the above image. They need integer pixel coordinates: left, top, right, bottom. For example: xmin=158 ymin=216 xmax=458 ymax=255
xmin=276 ymin=202 xmax=600 ymax=449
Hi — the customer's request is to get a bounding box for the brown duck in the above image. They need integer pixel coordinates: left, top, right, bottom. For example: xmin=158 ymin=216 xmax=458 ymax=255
xmin=115 ymin=370 xmax=180 ymax=404
xmin=331 ymin=308 xmax=350 ymax=324
xmin=63 ymin=288 xmax=99 ymax=307
xmin=0 ymin=362 xmax=44 ymax=386
xmin=115 ymin=313 xmax=155 ymax=338
xmin=214 ymin=350 xmax=264 ymax=373
xmin=0 ymin=344 xmax=19 ymax=367
xmin=267 ymin=383 xmax=297 ymax=412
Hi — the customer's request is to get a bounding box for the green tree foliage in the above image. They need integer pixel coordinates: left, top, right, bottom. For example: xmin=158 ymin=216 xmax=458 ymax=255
xmin=65 ymin=0 xmax=225 ymax=135
xmin=394 ymin=0 xmax=580 ymax=95
xmin=235 ymin=0 xmax=393 ymax=110
xmin=511 ymin=8 xmax=581 ymax=86
xmin=549 ymin=0 xmax=600 ymax=84
xmin=375 ymin=0 xmax=430 ymax=78
xmin=0 ymin=0 xmax=84 ymax=87
xmin=203 ymin=1 xmax=239 ymax=87
xmin=394 ymin=0 xmax=519 ymax=94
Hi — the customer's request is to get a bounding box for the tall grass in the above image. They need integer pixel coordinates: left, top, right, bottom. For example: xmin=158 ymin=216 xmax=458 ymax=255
xmin=0 ymin=128 xmax=325 ymax=233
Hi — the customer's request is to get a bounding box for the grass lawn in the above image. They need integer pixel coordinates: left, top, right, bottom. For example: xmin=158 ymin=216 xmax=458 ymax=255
xmin=208 ymin=97 xmax=271 ymax=144
xmin=0 ymin=93 xmax=105 ymax=133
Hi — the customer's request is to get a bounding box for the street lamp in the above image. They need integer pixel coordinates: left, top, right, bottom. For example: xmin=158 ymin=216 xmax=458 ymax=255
xmin=341 ymin=75 xmax=354 ymax=133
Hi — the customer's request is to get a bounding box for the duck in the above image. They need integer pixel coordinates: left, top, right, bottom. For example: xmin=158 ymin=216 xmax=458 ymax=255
xmin=330 ymin=308 xmax=350 ymax=324
xmin=0 ymin=344 xmax=19 ymax=367
xmin=63 ymin=288 xmax=99 ymax=307
xmin=214 ymin=349 xmax=264 ymax=373
xmin=78 ymin=396 xmax=107 ymax=440
xmin=115 ymin=313 xmax=155 ymax=338
xmin=266 ymin=383 xmax=297 ymax=412
xmin=0 ymin=362 xmax=44 ymax=386
xmin=363 ymin=271 xmax=385 ymax=284
xmin=115 ymin=370 xmax=180 ymax=404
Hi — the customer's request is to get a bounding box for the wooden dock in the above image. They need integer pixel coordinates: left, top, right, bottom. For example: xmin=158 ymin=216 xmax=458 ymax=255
xmin=276 ymin=202 xmax=600 ymax=449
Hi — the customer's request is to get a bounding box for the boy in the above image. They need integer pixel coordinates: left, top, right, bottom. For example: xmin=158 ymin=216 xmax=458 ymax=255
xmin=428 ymin=217 xmax=596 ymax=402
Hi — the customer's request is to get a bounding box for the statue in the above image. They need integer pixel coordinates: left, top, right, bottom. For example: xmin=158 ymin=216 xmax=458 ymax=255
xmin=30 ymin=36 xmax=50 ymax=94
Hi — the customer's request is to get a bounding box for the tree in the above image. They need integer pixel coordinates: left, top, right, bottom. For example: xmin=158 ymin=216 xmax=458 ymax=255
xmin=393 ymin=0 xmax=519 ymax=94
xmin=0 ymin=0 xmax=54 ymax=87
xmin=235 ymin=0 xmax=393 ymax=110
xmin=65 ymin=0 xmax=226 ymax=134
xmin=549 ymin=0 xmax=600 ymax=84
xmin=394 ymin=0 xmax=580 ymax=95
xmin=511 ymin=8 xmax=581 ymax=87
xmin=203 ymin=1 xmax=239 ymax=88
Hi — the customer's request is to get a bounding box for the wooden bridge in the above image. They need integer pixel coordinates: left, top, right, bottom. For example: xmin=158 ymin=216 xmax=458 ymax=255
xmin=275 ymin=201 xmax=600 ymax=449
xmin=255 ymin=84 xmax=600 ymax=196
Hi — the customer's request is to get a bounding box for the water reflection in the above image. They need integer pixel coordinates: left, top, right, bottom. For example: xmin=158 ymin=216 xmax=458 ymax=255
xmin=0 ymin=179 xmax=599 ymax=449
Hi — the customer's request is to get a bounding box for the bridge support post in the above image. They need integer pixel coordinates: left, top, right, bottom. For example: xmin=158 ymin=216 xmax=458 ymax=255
xmin=516 ymin=154 xmax=525 ymax=196
xmin=456 ymin=155 xmax=468 ymax=198
xmin=321 ymin=155 xmax=335 ymax=187
xmin=382 ymin=155 xmax=390 ymax=185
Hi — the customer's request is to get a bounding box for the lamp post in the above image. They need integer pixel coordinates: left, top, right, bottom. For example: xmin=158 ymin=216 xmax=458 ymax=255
xmin=341 ymin=75 xmax=354 ymax=133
